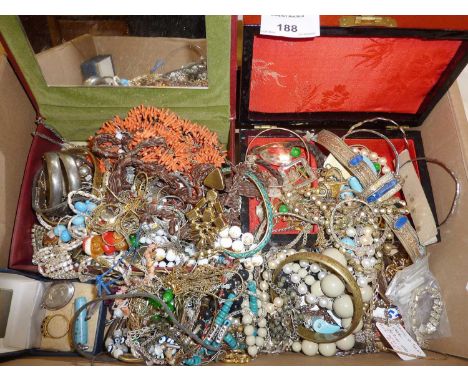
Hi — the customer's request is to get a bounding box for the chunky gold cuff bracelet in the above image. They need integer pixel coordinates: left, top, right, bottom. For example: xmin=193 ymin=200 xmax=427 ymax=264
xmin=270 ymin=252 xmax=363 ymax=344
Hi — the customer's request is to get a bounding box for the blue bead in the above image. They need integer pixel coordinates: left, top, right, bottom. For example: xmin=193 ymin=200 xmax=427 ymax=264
xmin=312 ymin=318 xmax=341 ymax=334
xmin=349 ymin=154 xmax=363 ymax=166
xmin=394 ymin=216 xmax=408 ymax=230
xmin=60 ymin=230 xmax=72 ymax=243
xmin=348 ymin=177 xmax=363 ymax=193
xmin=53 ymin=224 xmax=66 ymax=236
xmin=72 ymin=215 xmax=85 ymax=226
xmin=86 ymin=202 xmax=97 ymax=212
xmin=362 ymin=156 xmax=377 ymax=175
xmin=75 ymin=201 xmax=87 ymax=213
xmin=341 ymin=237 xmax=355 ymax=247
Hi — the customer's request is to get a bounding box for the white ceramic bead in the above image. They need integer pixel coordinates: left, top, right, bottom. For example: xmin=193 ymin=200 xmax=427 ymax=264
xmin=257 ymin=328 xmax=267 ymax=338
xmin=244 ymin=325 xmax=255 ymax=336
xmin=277 ymin=252 xmax=287 ymax=262
xmin=266 ymin=303 xmax=275 ymax=314
xmin=283 ymin=264 xmax=293 ymax=274
xmin=318 ymin=343 xmax=336 ymax=357
xmin=297 ymin=283 xmax=308 ymax=295
xmin=319 ymin=297 xmax=329 ymax=308
xmin=361 ymin=149 xmax=369 ymax=157
xmin=247 ymin=345 xmax=258 ymax=357
xmin=167 ymin=262 xmax=174 ymax=268
xmin=242 ymin=315 xmax=253 ymax=325
xmin=220 ymin=237 xmax=233 ymax=249
xmin=273 ymin=297 xmax=284 ymax=308
xmin=255 ymin=336 xmax=265 ymax=347
xmin=219 ymin=227 xmax=230 ymax=238
xmin=251 ymin=255 xmax=264 ymax=266
xmin=352 ymin=147 xmax=360 ymax=154
xmin=322 ymin=248 xmax=347 ymax=267
xmin=311 ymin=281 xmax=324 ymax=297
xmin=345 ymin=227 xmax=357 ymax=237
xmin=336 ymin=334 xmax=355 ymax=351
xmin=259 ymin=281 xmax=269 ymax=291
xmin=287 ymin=249 xmax=296 ymax=256
xmin=382 ymin=166 xmax=390 ymax=174
xmin=291 ymin=263 xmax=301 ymax=273
xmin=343 ymin=318 xmax=363 ymax=333
xmin=158 ymin=261 xmax=167 ymax=268
xmin=361 ymin=257 xmax=372 ymax=268
xmin=268 ymin=260 xmax=279 ymax=269
xmin=232 ymin=240 xmax=245 ymax=252
xmin=291 ymin=273 xmax=301 ymax=284
xmin=333 ymin=295 xmax=354 ymax=318
xmin=359 ymin=236 xmax=373 ymax=246
xmin=304 ymin=275 xmax=316 ymax=286
xmin=362 ymin=226 xmax=373 ymax=236
xmin=326 ymin=300 xmax=334 ymax=310
xmin=299 ymin=260 xmax=309 ymax=268
xmin=309 ymin=263 xmax=320 ymax=273
xmin=370 ymin=152 xmax=379 ymax=161
xmin=229 ymin=226 xmax=242 ymax=239
xmin=258 ymin=318 xmax=267 ymax=328
xmin=262 ymin=271 xmax=271 ymax=281
xmin=360 ymin=285 xmax=373 ymax=302
xmin=166 ymin=248 xmax=176 ymax=262
xmin=155 ymin=248 xmax=166 ymax=261
xmin=241 ymin=232 xmax=254 ymax=246
xmin=318 ymin=271 xmax=327 ymax=280
xmin=302 ymin=340 xmax=319 ymax=356
xmin=378 ymin=157 xmax=387 ymax=165
xmin=357 ymin=277 xmax=368 ymax=287
xmin=321 ymin=274 xmax=345 ymax=298
xmin=246 ymin=335 xmax=256 ymax=346
xmin=306 ymin=294 xmax=318 ymax=305
xmin=292 ymin=341 xmax=302 ymax=353
xmin=298 ymin=268 xmax=308 ymax=279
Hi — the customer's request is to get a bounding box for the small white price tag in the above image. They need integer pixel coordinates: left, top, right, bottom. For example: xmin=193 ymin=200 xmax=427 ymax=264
xmin=260 ymin=15 xmax=320 ymax=38
xmin=376 ymin=322 xmax=426 ymax=361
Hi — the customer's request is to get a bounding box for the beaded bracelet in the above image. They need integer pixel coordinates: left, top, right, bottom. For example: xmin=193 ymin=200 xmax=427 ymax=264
xmin=270 ymin=252 xmax=363 ymax=343
xmin=222 ymin=171 xmax=274 ymax=259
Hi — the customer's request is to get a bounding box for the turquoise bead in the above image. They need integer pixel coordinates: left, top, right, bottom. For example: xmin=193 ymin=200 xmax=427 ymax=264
xmin=362 ymin=156 xmax=377 ymax=175
xmin=224 ymin=333 xmax=238 ymax=349
xmin=85 ymin=201 xmax=97 ymax=212
xmin=60 ymin=230 xmax=72 ymax=243
xmin=312 ymin=318 xmax=341 ymax=334
xmin=341 ymin=237 xmax=356 ymax=247
xmin=53 ymin=224 xmax=66 ymax=236
xmin=348 ymin=177 xmax=363 ymax=193
xmin=72 ymin=215 xmax=85 ymax=227
xmin=75 ymin=201 xmax=87 ymax=213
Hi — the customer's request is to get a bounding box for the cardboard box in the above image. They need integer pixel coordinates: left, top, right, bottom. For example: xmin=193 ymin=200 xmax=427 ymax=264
xmin=36 ymin=34 xmax=207 ymax=87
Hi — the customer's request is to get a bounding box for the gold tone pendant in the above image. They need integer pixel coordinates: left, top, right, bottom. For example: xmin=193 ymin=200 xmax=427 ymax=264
xmin=203 ymin=168 xmax=225 ymax=191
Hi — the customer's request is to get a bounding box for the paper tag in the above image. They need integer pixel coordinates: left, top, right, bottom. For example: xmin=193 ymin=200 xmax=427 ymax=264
xmin=376 ymin=322 xmax=426 ymax=360
xmin=398 ymin=150 xmax=438 ymax=245
xmin=260 ymin=15 xmax=320 ymax=38
xmin=324 ymin=154 xmax=351 ymax=180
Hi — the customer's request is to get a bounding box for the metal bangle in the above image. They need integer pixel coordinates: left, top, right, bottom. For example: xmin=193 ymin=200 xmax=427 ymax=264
xmin=270 ymin=252 xmax=363 ymax=343
xmin=58 ymin=152 xmax=81 ymax=192
xmin=43 ymin=152 xmax=65 ymax=208
xmin=400 ymin=157 xmax=460 ymax=228
xmin=342 ymin=128 xmax=401 ymax=175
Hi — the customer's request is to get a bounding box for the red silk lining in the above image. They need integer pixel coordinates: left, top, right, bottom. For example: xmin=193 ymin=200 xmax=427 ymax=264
xmin=249 ymin=36 xmax=461 ymax=114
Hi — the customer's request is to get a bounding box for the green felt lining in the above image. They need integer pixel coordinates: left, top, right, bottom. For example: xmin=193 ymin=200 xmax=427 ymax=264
xmin=0 ymin=16 xmax=232 ymax=143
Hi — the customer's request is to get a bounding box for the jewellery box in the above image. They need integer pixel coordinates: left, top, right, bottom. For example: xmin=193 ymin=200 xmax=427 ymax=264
xmin=234 ymin=16 xmax=468 ymax=363
xmin=0 ymin=16 xmax=236 ymax=364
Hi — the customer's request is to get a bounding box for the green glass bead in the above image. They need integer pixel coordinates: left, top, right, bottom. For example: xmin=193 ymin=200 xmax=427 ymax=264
xmin=167 ymin=300 xmax=176 ymax=312
xmin=148 ymin=298 xmax=161 ymax=309
xmin=279 ymin=204 xmax=289 ymax=213
xmin=290 ymin=147 xmax=301 ymax=158
xmin=151 ymin=314 xmax=162 ymax=322
xmin=162 ymin=289 xmax=174 ymax=303
xmin=129 ymin=234 xmax=138 ymax=248
xmin=373 ymin=162 xmax=381 ymax=172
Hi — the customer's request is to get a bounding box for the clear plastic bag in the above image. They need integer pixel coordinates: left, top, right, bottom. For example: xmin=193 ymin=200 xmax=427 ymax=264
xmin=385 ymin=256 xmax=450 ymax=346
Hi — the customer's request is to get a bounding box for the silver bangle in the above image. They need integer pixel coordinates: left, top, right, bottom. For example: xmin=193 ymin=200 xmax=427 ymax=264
xmin=58 ymin=152 xmax=81 ymax=192
xmin=43 ymin=152 xmax=65 ymax=208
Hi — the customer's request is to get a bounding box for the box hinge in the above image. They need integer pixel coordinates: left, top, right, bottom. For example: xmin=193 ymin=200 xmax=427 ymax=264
xmin=339 ymin=16 xmax=398 ymax=28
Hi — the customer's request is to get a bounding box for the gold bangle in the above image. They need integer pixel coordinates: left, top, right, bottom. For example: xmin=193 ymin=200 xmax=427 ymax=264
xmin=40 ymin=314 xmax=70 ymax=339
xmin=270 ymin=252 xmax=363 ymax=344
